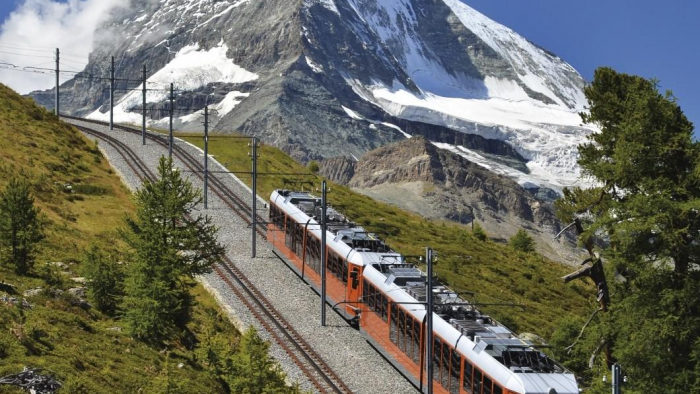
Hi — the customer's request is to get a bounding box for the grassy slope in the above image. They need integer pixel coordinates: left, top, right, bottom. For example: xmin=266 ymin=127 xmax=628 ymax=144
xmin=182 ymin=134 xmax=595 ymax=337
xmin=0 ymin=85 xmax=240 ymax=393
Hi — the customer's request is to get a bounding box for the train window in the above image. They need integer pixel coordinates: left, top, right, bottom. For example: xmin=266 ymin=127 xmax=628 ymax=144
xmin=398 ymin=309 xmax=406 ymax=350
xmin=368 ymin=285 xmax=376 ymax=311
xmin=390 ymin=306 xmax=398 ymax=345
xmin=333 ymin=254 xmax=342 ymax=279
xmin=285 ymin=217 xmax=293 ymax=248
xmin=463 ymin=361 xmax=473 ymax=393
xmin=450 ymin=349 xmax=461 ymax=394
xmin=404 ymin=316 xmax=413 ymax=358
xmin=473 ymin=369 xmax=482 ymax=394
xmin=433 ymin=337 xmax=441 ymax=382
xmin=483 ymin=376 xmax=492 ymax=394
xmin=362 ymin=279 xmax=369 ymax=303
xmin=412 ymin=319 xmax=421 ymax=364
xmin=306 ymin=237 xmax=320 ymax=272
xmin=342 ymin=260 xmax=349 ymax=284
xmin=493 ymin=384 xmax=502 ymax=394
xmin=374 ymin=292 xmax=382 ymax=316
xmin=294 ymin=224 xmax=303 ymax=257
xmin=381 ymin=295 xmax=388 ymax=321
xmin=441 ymin=341 xmax=450 ymax=389
xmin=350 ymin=268 xmax=359 ymax=289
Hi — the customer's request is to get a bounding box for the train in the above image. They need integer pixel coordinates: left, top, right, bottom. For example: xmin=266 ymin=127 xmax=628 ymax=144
xmin=267 ymin=189 xmax=579 ymax=394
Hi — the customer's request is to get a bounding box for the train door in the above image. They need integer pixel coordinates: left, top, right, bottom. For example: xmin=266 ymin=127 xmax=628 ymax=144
xmin=346 ymin=264 xmax=362 ymax=318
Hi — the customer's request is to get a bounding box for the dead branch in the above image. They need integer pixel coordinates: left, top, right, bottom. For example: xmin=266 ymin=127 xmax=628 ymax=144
xmin=589 ymin=337 xmax=607 ymax=369
xmin=566 ymin=307 xmax=603 ymax=354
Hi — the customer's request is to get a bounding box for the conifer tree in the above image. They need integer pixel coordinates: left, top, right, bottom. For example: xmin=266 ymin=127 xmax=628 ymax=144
xmin=225 ymin=327 xmax=299 ymax=394
xmin=0 ymin=175 xmax=45 ymax=274
xmin=509 ymin=229 xmax=535 ymax=253
xmin=121 ymin=157 xmax=224 ymax=343
xmin=82 ymin=245 xmax=123 ymax=316
xmin=555 ymin=67 xmax=699 ymax=392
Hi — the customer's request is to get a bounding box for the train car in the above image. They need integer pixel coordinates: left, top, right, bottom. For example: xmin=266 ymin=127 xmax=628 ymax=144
xmin=268 ymin=189 xmax=578 ymax=394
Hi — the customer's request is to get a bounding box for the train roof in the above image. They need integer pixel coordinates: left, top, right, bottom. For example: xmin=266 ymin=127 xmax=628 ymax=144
xmin=271 ymin=189 xmax=402 ymax=266
xmin=363 ymin=266 xmax=578 ymax=394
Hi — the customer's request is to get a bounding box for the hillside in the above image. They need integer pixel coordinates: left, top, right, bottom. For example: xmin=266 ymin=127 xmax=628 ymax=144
xmin=182 ymin=133 xmax=594 ymax=338
xmin=0 ymin=84 xmax=293 ymax=393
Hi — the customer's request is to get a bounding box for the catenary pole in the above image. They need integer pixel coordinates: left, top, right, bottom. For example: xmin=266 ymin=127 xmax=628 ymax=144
xmin=612 ymin=364 xmax=622 ymax=394
xmin=55 ymin=48 xmax=59 ymax=116
xmin=426 ymin=247 xmax=434 ymax=394
xmin=109 ymin=56 xmax=114 ymax=130
xmin=251 ymin=137 xmax=258 ymax=258
xmin=204 ymin=105 xmax=209 ymax=209
xmin=168 ymin=83 xmax=173 ymax=158
xmin=142 ymin=65 xmax=146 ymax=145
xmin=321 ymin=180 xmax=327 ymax=326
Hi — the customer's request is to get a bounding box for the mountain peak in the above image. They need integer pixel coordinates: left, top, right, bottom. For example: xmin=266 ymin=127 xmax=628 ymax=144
xmin=36 ymin=0 xmax=594 ymax=192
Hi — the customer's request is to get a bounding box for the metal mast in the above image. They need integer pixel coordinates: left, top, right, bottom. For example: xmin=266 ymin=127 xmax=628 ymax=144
xmin=109 ymin=56 xmax=114 ymax=130
xmin=54 ymin=48 xmax=59 ymax=116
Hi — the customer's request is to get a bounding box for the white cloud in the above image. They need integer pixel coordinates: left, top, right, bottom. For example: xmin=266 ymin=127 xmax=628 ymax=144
xmin=0 ymin=0 xmax=129 ymax=94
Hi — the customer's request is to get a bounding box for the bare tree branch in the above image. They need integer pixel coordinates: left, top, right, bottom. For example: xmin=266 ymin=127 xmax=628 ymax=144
xmin=589 ymin=338 xmax=607 ymax=369
xmin=566 ymin=307 xmax=603 ymax=354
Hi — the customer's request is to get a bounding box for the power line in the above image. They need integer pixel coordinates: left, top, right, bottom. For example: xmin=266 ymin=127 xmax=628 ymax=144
xmin=0 ymin=50 xmax=54 ymax=59
xmin=0 ymin=44 xmax=87 ymax=60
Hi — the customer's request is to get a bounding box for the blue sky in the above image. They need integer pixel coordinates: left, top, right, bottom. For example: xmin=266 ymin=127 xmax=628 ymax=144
xmin=0 ymin=0 xmax=697 ymax=131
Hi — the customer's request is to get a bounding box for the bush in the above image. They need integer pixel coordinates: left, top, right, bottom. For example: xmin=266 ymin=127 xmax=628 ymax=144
xmin=73 ymin=184 xmax=110 ymax=196
xmin=472 ymin=223 xmax=487 ymax=241
xmin=307 ymin=160 xmax=320 ymax=174
xmin=509 ymin=229 xmax=535 ymax=253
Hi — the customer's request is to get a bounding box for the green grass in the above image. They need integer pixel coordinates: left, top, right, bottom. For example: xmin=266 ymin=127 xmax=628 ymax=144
xmin=182 ymin=133 xmax=595 ymax=338
xmin=0 ymin=85 xmax=292 ymax=393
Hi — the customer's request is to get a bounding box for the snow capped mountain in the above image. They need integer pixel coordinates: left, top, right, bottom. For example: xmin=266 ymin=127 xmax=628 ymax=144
xmin=301 ymin=0 xmax=594 ymax=191
xmin=34 ymin=0 xmax=594 ymax=193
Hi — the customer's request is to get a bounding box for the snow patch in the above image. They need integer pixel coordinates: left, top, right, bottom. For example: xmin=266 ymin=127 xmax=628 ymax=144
xmin=381 ymin=122 xmax=411 ymax=139
xmin=341 ymin=106 xmax=364 ymax=120
xmin=341 ymin=105 xmax=410 ymax=139
xmin=88 ymin=42 xmax=257 ymax=125
xmin=313 ymin=0 xmax=340 ymax=14
xmin=305 ymin=56 xmax=323 ymax=73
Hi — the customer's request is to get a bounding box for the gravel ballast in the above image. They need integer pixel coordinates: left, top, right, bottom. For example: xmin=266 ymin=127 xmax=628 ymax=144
xmin=67 ymin=119 xmax=418 ymax=394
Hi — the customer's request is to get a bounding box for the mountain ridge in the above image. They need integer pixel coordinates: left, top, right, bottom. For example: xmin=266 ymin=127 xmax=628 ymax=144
xmin=30 ymin=0 xmax=593 ymax=195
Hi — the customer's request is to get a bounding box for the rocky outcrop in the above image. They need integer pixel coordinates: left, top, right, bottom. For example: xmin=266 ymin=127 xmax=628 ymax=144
xmin=318 ymin=156 xmax=357 ymax=185
xmin=342 ymin=136 xmax=575 ymax=259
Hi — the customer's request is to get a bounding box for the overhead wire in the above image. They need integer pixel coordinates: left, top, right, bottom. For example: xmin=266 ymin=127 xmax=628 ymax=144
xmin=0 ymin=50 xmax=55 ymax=59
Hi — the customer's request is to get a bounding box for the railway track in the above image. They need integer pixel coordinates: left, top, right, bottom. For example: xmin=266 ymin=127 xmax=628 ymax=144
xmin=68 ymin=117 xmax=353 ymax=394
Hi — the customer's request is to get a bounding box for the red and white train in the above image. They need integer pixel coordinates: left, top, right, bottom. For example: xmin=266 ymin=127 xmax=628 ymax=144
xmin=268 ymin=189 xmax=579 ymax=394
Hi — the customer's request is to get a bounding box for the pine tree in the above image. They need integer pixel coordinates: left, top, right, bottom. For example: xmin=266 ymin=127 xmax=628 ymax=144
xmin=0 ymin=175 xmax=45 ymax=274
xmin=225 ymin=327 xmax=295 ymax=394
xmin=82 ymin=244 xmax=124 ymax=316
xmin=121 ymin=157 xmax=225 ymax=343
xmin=555 ymin=67 xmax=700 ymax=392
xmin=509 ymin=229 xmax=535 ymax=253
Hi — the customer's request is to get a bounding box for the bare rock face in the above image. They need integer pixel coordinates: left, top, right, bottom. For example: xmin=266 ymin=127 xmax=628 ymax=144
xmin=318 ymin=156 xmax=357 ymax=185
xmin=345 ymin=136 xmax=576 ymax=260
